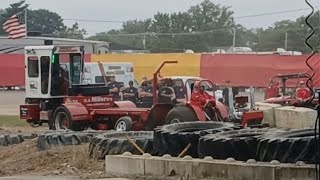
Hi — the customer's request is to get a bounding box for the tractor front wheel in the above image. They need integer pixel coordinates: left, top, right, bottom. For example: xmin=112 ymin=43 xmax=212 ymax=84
xmin=114 ymin=116 xmax=132 ymax=131
xmin=164 ymin=106 xmax=197 ymax=124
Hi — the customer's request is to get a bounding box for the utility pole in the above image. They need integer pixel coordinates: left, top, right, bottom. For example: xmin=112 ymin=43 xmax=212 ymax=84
xmin=25 ymin=8 xmax=28 ymax=37
xmin=143 ymin=34 xmax=146 ymax=50
xmin=233 ymin=28 xmax=236 ymax=50
xmin=285 ymin=32 xmax=288 ymax=50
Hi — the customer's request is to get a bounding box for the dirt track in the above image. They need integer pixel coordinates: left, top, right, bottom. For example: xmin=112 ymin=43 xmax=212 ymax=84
xmin=0 ymin=138 xmax=105 ymax=178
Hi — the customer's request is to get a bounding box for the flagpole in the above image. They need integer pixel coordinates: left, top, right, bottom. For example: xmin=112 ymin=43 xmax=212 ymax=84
xmin=25 ymin=8 xmax=28 ymax=37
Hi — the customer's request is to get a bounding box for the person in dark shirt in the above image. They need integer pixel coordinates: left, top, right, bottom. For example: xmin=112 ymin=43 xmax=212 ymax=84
xmin=158 ymin=79 xmax=175 ymax=104
xmin=123 ymin=81 xmax=138 ymax=103
xmin=139 ymin=80 xmax=154 ymax=107
xmin=107 ymin=76 xmax=121 ymax=100
xmin=173 ymin=80 xmax=185 ymax=100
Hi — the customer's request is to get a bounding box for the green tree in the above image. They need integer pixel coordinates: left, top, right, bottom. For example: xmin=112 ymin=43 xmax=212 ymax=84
xmin=55 ymin=22 xmax=87 ymax=39
xmin=253 ymin=12 xmax=320 ymax=53
xmin=27 ymin=9 xmax=66 ymax=34
xmin=0 ymin=0 xmax=29 ymax=35
xmin=90 ymin=0 xmax=237 ymax=53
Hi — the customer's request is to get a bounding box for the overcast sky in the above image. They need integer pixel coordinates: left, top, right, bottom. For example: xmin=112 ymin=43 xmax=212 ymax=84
xmin=2 ymin=0 xmax=319 ymax=36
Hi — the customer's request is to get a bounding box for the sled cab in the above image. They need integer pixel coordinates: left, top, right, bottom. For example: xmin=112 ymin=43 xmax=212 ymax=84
xmin=24 ymin=45 xmax=84 ymax=99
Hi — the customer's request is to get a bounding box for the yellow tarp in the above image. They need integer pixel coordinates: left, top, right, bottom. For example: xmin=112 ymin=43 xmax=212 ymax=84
xmin=91 ymin=53 xmax=201 ymax=83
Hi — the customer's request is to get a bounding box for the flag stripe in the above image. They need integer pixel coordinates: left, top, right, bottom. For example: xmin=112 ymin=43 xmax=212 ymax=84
xmin=3 ymin=20 xmax=19 ymax=30
xmin=9 ymin=27 xmax=26 ymax=36
xmin=3 ymin=15 xmax=17 ymax=26
xmin=9 ymin=33 xmax=26 ymax=39
xmin=2 ymin=11 xmax=26 ymax=39
xmin=5 ymin=24 xmax=25 ymax=33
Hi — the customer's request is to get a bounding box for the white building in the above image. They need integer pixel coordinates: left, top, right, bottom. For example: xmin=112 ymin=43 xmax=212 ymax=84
xmin=0 ymin=36 xmax=109 ymax=54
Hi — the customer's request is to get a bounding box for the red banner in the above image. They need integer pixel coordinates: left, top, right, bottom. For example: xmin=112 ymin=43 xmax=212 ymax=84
xmin=0 ymin=54 xmax=25 ymax=87
xmin=200 ymin=54 xmax=320 ymax=87
xmin=0 ymin=54 xmax=91 ymax=87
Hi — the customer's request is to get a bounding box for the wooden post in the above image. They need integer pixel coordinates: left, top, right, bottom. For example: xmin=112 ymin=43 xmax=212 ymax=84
xmin=125 ymin=135 xmax=145 ymax=154
xmin=178 ymin=143 xmax=191 ymax=158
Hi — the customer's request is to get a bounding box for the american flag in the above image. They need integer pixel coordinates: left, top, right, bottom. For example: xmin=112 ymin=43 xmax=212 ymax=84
xmin=2 ymin=10 xmax=26 ymax=39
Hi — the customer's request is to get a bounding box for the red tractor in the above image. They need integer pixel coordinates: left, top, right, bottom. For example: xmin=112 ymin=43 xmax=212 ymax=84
xmin=264 ymin=73 xmax=317 ymax=107
xmin=20 ymin=45 xmax=260 ymax=132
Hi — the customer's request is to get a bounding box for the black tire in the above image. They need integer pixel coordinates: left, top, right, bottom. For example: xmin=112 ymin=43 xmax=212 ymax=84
xmin=153 ymin=121 xmax=237 ymax=158
xmin=165 ymin=106 xmax=197 ymax=124
xmin=37 ymin=130 xmax=101 ymax=151
xmin=0 ymin=133 xmax=38 ymax=146
xmin=89 ymin=131 xmax=154 ymax=159
xmin=198 ymin=128 xmax=283 ymax=161
xmin=257 ymin=128 xmax=316 ymax=164
xmin=114 ymin=116 xmax=132 ymax=131
xmin=51 ymin=106 xmax=88 ymax=131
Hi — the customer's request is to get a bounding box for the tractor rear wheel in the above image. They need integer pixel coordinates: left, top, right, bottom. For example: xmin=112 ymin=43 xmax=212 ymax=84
xmin=51 ymin=106 xmax=87 ymax=131
xmin=164 ymin=106 xmax=197 ymax=124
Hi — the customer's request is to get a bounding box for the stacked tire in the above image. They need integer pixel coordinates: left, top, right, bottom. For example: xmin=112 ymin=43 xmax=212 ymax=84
xmin=0 ymin=133 xmax=38 ymax=146
xmin=198 ymin=128 xmax=283 ymax=161
xmin=257 ymin=128 xmax=317 ymax=164
xmin=37 ymin=130 xmax=101 ymax=151
xmin=153 ymin=122 xmax=238 ymax=157
xmin=89 ymin=131 xmax=154 ymax=159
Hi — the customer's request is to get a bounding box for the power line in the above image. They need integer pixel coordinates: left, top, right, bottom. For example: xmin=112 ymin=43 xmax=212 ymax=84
xmin=235 ymin=7 xmax=319 ymax=19
xmin=63 ymin=18 xmax=125 ymax=23
xmin=94 ymin=25 xmax=320 ymax=37
xmin=62 ymin=7 xmax=319 ymax=24
xmin=102 ymin=27 xmax=233 ymax=37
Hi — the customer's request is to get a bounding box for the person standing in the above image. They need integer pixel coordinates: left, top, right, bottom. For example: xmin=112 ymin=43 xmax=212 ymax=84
xmin=108 ymin=76 xmax=121 ymax=100
xmin=123 ymin=81 xmax=138 ymax=103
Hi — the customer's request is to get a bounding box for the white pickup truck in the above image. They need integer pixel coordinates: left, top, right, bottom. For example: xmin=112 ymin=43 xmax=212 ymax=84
xmin=164 ymin=76 xmax=224 ymax=102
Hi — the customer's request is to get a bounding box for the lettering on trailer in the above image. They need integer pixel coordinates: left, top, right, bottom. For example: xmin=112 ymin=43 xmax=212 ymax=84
xmin=55 ymin=47 xmax=81 ymax=54
xmin=65 ymin=98 xmax=78 ymax=103
xmin=20 ymin=107 xmax=28 ymax=116
xmin=84 ymin=96 xmax=113 ymax=103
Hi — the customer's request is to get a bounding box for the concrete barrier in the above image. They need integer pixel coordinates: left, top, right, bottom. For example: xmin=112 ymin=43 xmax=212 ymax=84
xmin=255 ymin=102 xmax=282 ymax=127
xmin=105 ymin=154 xmax=315 ymax=180
xmin=274 ymin=106 xmax=317 ymax=129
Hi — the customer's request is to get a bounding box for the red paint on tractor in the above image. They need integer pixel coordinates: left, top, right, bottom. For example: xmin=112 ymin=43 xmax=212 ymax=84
xmin=62 ymin=103 xmax=90 ymax=121
xmin=19 ymin=104 xmax=40 ymax=120
xmin=187 ymin=104 xmax=206 ymax=121
xmin=241 ymin=111 xmax=264 ymax=127
xmin=215 ymin=101 xmax=229 ymax=120
xmin=114 ymin=101 xmax=137 ymax=108
xmin=64 ymin=95 xmax=115 ymax=110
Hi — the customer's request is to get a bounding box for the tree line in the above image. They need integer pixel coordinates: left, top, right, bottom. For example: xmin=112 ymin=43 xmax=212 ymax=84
xmin=1 ymin=0 xmax=318 ymax=53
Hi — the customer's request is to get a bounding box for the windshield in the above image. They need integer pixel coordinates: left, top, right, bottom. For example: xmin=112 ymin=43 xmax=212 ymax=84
xmin=186 ymin=79 xmax=213 ymax=91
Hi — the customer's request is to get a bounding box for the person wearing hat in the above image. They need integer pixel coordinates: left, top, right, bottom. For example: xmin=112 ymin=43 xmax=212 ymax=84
xmin=123 ymin=80 xmax=138 ymax=103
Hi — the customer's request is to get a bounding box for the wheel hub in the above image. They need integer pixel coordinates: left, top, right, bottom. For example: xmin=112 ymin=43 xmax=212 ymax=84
xmin=55 ymin=112 xmax=69 ymax=130
xmin=171 ymin=118 xmax=181 ymax=124
xmin=116 ymin=121 xmax=127 ymax=131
